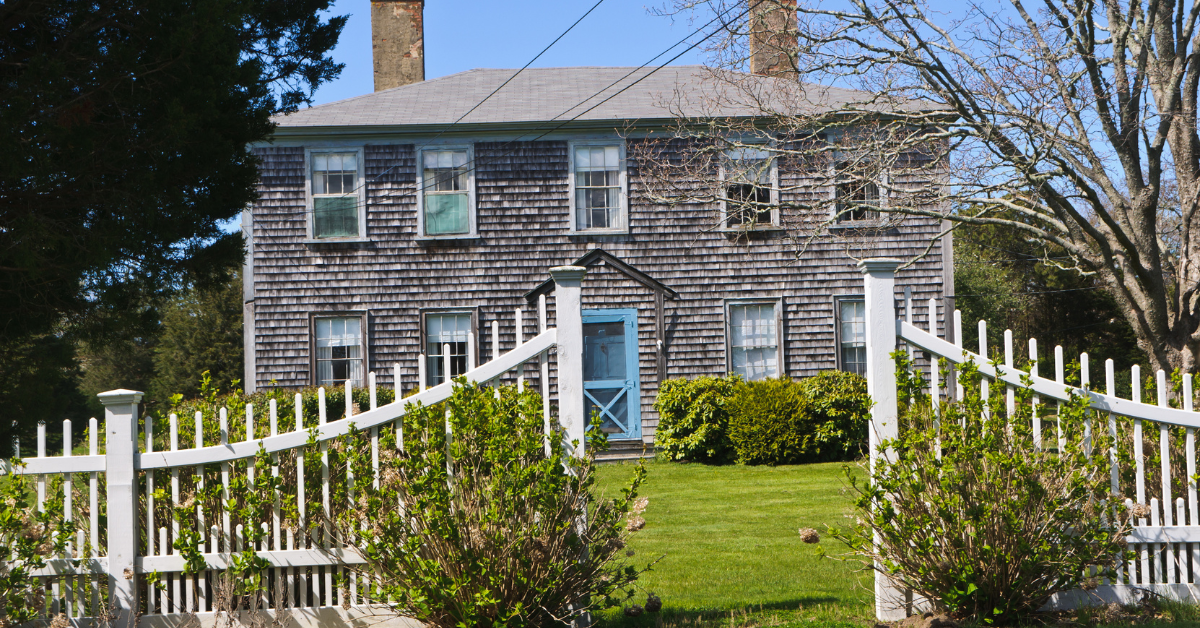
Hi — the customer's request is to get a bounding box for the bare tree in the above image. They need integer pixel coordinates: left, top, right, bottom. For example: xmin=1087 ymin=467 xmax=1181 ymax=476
xmin=642 ymin=0 xmax=1200 ymax=374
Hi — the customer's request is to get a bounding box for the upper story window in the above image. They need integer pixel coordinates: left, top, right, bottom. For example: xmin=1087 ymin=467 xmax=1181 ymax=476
xmin=308 ymin=150 xmax=365 ymax=239
xmin=570 ymin=143 xmax=627 ymax=232
xmin=834 ymin=163 xmax=882 ymax=223
xmin=836 ymin=298 xmax=866 ymax=375
xmin=314 ymin=315 xmax=365 ymax=387
xmin=721 ymin=146 xmax=778 ymax=228
xmin=419 ymin=148 xmax=475 ymax=237
xmin=726 ymin=299 xmax=782 ymax=380
xmin=423 ymin=310 xmax=475 ymax=386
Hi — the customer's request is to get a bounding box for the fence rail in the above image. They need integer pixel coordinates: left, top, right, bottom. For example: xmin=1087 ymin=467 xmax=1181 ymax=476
xmin=6 ymin=266 xmax=590 ymax=628
xmin=863 ymin=258 xmax=1200 ymax=621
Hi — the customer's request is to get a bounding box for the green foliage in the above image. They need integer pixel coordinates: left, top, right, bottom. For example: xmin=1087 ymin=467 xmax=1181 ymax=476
xmin=0 ymin=333 xmax=89 ymax=457
xmin=0 ymin=466 xmax=70 ymax=626
xmin=338 ymin=379 xmax=652 ymax=628
xmin=829 ymin=352 xmax=1129 ymax=625
xmin=955 ymin=215 xmax=1144 ymax=395
xmin=654 ymin=376 xmax=741 ymax=464
xmin=728 ymin=373 xmax=869 ymax=466
xmin=655 ymin=373 xmax=870 ymax=466
xmin=149 ymin=274 xmax=245 ymax=403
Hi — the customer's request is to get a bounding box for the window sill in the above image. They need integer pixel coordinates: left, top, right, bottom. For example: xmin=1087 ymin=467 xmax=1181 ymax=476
xmin=303 ymin=237 xmax=371 ymax=246
xmin=568 ymin=229 xmax=630 ymax=237
xmin=721 ymin=224 xmax=785 ymax=233
xmin=827 ymin=220 xmax=886 ymax=231
xmin=415 ymin=234 xmax=481 ymax=246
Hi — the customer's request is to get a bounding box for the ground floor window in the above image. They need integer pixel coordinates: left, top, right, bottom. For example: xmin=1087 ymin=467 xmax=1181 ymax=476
xmin=424 ymin=311 xmax=475 ymax=386
xmin=837 ymin=298 xmax=866 ymax=375
xmin=315 ymin=316 xmax=364 ymax=386
xmin=726 ymin=299 xmax=782 ymax=380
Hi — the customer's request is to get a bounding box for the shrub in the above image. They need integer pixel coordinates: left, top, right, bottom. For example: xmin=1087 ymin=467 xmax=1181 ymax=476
xmin=727 ymin=377 xmax=810 ymax=465
xmin=727 ymin=372 xmax=869 ymax=465
xmin=829 ymin=354 xmax=1129 ymax=624
xmin=654 ymin=375 xmax=740 ymax=463
xmin=0 ymin=467 xmax=69 ymax=626
xmin=337 ymin=380 xmax=652 ymax=628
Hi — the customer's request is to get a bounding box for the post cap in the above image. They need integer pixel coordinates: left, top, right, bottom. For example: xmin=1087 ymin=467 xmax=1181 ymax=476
xmin=857 ymin=258 xmax=903 ymax=275
xmin=549 ymin=265 xmax=587 ymax=286
xmin=96 ymin=389 xmax=144 ymax=406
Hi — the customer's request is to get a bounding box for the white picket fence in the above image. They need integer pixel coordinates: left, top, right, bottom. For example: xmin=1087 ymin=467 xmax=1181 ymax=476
xmin=8 ymin=266 xmax=591 ymax=628
xmin=861 ymin=259 xmax=1200 ymax=620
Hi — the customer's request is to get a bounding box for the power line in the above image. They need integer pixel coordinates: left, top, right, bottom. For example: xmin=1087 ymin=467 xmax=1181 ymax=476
xmin=347 ymin=0 xmax=609 ymax=196
xmin=304 ymin=0 xmax=748 ymax=219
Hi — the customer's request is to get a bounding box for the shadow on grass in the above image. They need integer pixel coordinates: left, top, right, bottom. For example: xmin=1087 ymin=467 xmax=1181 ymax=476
xmin=598 ymin=596 xmax=872 ymax=628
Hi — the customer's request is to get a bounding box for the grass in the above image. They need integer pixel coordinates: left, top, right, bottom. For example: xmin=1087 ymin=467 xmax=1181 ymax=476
xmin=592 ymin=459 xmax=1200 ymax=628
xmin=593 ymin=460 xmax=875 ymax=628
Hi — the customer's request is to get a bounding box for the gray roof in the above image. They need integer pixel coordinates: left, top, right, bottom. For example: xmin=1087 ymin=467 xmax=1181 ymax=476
xmin=274 ymin=66 xmax=932 ymax=130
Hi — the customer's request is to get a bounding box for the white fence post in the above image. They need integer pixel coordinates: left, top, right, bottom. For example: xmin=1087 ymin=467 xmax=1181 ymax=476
xmin=550 ymin=265 xmax=587 ymax=458
xmin=859 ymin=259 xmax=906 ymax=621
xmin=98 ymin=388 xmax=144 ymax=628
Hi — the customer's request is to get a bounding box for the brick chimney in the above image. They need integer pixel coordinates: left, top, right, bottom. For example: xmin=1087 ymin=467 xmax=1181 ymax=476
xmin=371 ymin=0 xmax=425 ymax=91
xmin=748 ymin=0 xmax=798 ymax=78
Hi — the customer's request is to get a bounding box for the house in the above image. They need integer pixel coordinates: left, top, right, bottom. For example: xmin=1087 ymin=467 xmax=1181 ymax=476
xmin=242 ymin=0 xmax=953 ymax=456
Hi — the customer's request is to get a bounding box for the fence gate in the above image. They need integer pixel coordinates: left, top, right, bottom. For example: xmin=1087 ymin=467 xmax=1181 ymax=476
xmin=9 ymin=266 xmax=590 ymax=628
xmin=862 ymin=258 xmax=1200 ymax=620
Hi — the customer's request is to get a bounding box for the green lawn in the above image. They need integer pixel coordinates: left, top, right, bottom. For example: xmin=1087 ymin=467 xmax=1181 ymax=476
xmin=593 ymin=460 xmax=875 ymax=628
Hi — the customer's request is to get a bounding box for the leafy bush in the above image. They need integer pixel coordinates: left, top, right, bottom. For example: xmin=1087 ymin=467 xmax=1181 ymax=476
xmin=829 ymin=353 xmax=1129 ymax=624
xmin=337 ymin=380 xmax=652 ymax=628
xmin=727 ymin=373 xmax=869 ymax=465
xmin=0 ymin=468 xmax=69 ymax=626
xmin=654 ymin=372 xmax=869 ymax=465
xmin=654 ymin=375 xmax=740 ymax=463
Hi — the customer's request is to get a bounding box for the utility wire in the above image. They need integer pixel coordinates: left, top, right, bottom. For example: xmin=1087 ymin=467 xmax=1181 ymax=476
xmin=304 ymin=0 xmax=747 ymax=218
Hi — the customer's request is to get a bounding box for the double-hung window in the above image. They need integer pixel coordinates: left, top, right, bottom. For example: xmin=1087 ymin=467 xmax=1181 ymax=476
xmin=314 ymin=316 xmax=365 ymax=387
xmin=836 ymin=298 xmax=867 ymax=375
xmin=834 ymin=163 xmax=882 ymax=223
xmin=726 ymin=300 xmax=783 ymax=380
xmin=309 ymin=151 xmax=364 ymax=239
xmin=423 ymin=311 xmax=475 ymax=386
xmin=721 ymin=146 xmax=777 ymax=228
xmin=420 ymin=148 xmax=473 ymax=236
xmin=571 ymin=143 xmax=626 ymax=231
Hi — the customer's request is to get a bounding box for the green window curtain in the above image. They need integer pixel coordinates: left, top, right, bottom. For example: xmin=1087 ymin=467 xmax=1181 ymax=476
xmin=314 ymin=196 xmax=358 ymax=238
xmin=425 ymin=193 xmax=469 ymax=235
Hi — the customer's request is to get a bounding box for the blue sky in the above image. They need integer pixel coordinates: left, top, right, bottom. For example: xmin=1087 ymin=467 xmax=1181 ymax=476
xmin=311 ymin=0 xmax=711 ymax=106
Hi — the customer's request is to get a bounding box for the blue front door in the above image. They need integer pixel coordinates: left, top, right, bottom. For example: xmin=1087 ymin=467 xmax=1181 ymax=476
xmin=582 ymin=309 xmax=641 ymax=441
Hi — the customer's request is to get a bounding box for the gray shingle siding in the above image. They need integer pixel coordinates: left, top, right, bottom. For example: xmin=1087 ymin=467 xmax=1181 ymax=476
xmin=249 ymin=137 xmax=946 ymax=445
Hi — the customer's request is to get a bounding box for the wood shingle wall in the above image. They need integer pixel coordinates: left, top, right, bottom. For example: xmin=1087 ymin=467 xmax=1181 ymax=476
xmin=249 ymin=137 xmax=947 ymax=445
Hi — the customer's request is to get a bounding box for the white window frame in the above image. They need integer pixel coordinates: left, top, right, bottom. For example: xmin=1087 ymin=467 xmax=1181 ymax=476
xmin=303 ymin=147 xmax=367 ymax=242
xmin=723 ymin=297 xmax=785 ymax=380
xmin=416 ymin=145 xmax=477 ymax=239
xmin=830 ymin=163 xmax=886 ymax=227
xmin=719 ymin=143 xmax=780 ymax=230
xmin=567 ymin=140 xmax=629 ymax=234
xmin=833 ymin=296 xmax=867 ymax=375
xmin=420 ymin=308 xmax=479 ymax=386
xmin=309 ymin=311 xmax=369 ymax=387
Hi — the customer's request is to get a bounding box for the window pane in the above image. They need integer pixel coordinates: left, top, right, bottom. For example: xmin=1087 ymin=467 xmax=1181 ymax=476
xmin=839 ymin=300 xmax=866 ymax=374
xmin=575 ymin=146 xmax=621 ymax=230
xmin=425 ymin=193 xmax=470 ymax=235
xmin=729 ymin=303 xmax=778 ymax=380
xmin=583 ymin=322 xmax=627 ymax=381
xmin=315 ymin=316 xmax=364 ymax=386
xmin=314 ymin=197 xmax=358 ymax=238
xmin=426 ymin=313 xmax=472 ymax=386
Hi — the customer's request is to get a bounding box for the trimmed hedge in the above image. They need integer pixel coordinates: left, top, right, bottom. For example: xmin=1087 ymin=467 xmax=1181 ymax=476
xmin=729 ymin=372 xmax=870 ymax=465
xmin=654 ymin=371 xmax=870 ymax=465
xmin=653 ymin=375 xmax=741 ymax=464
